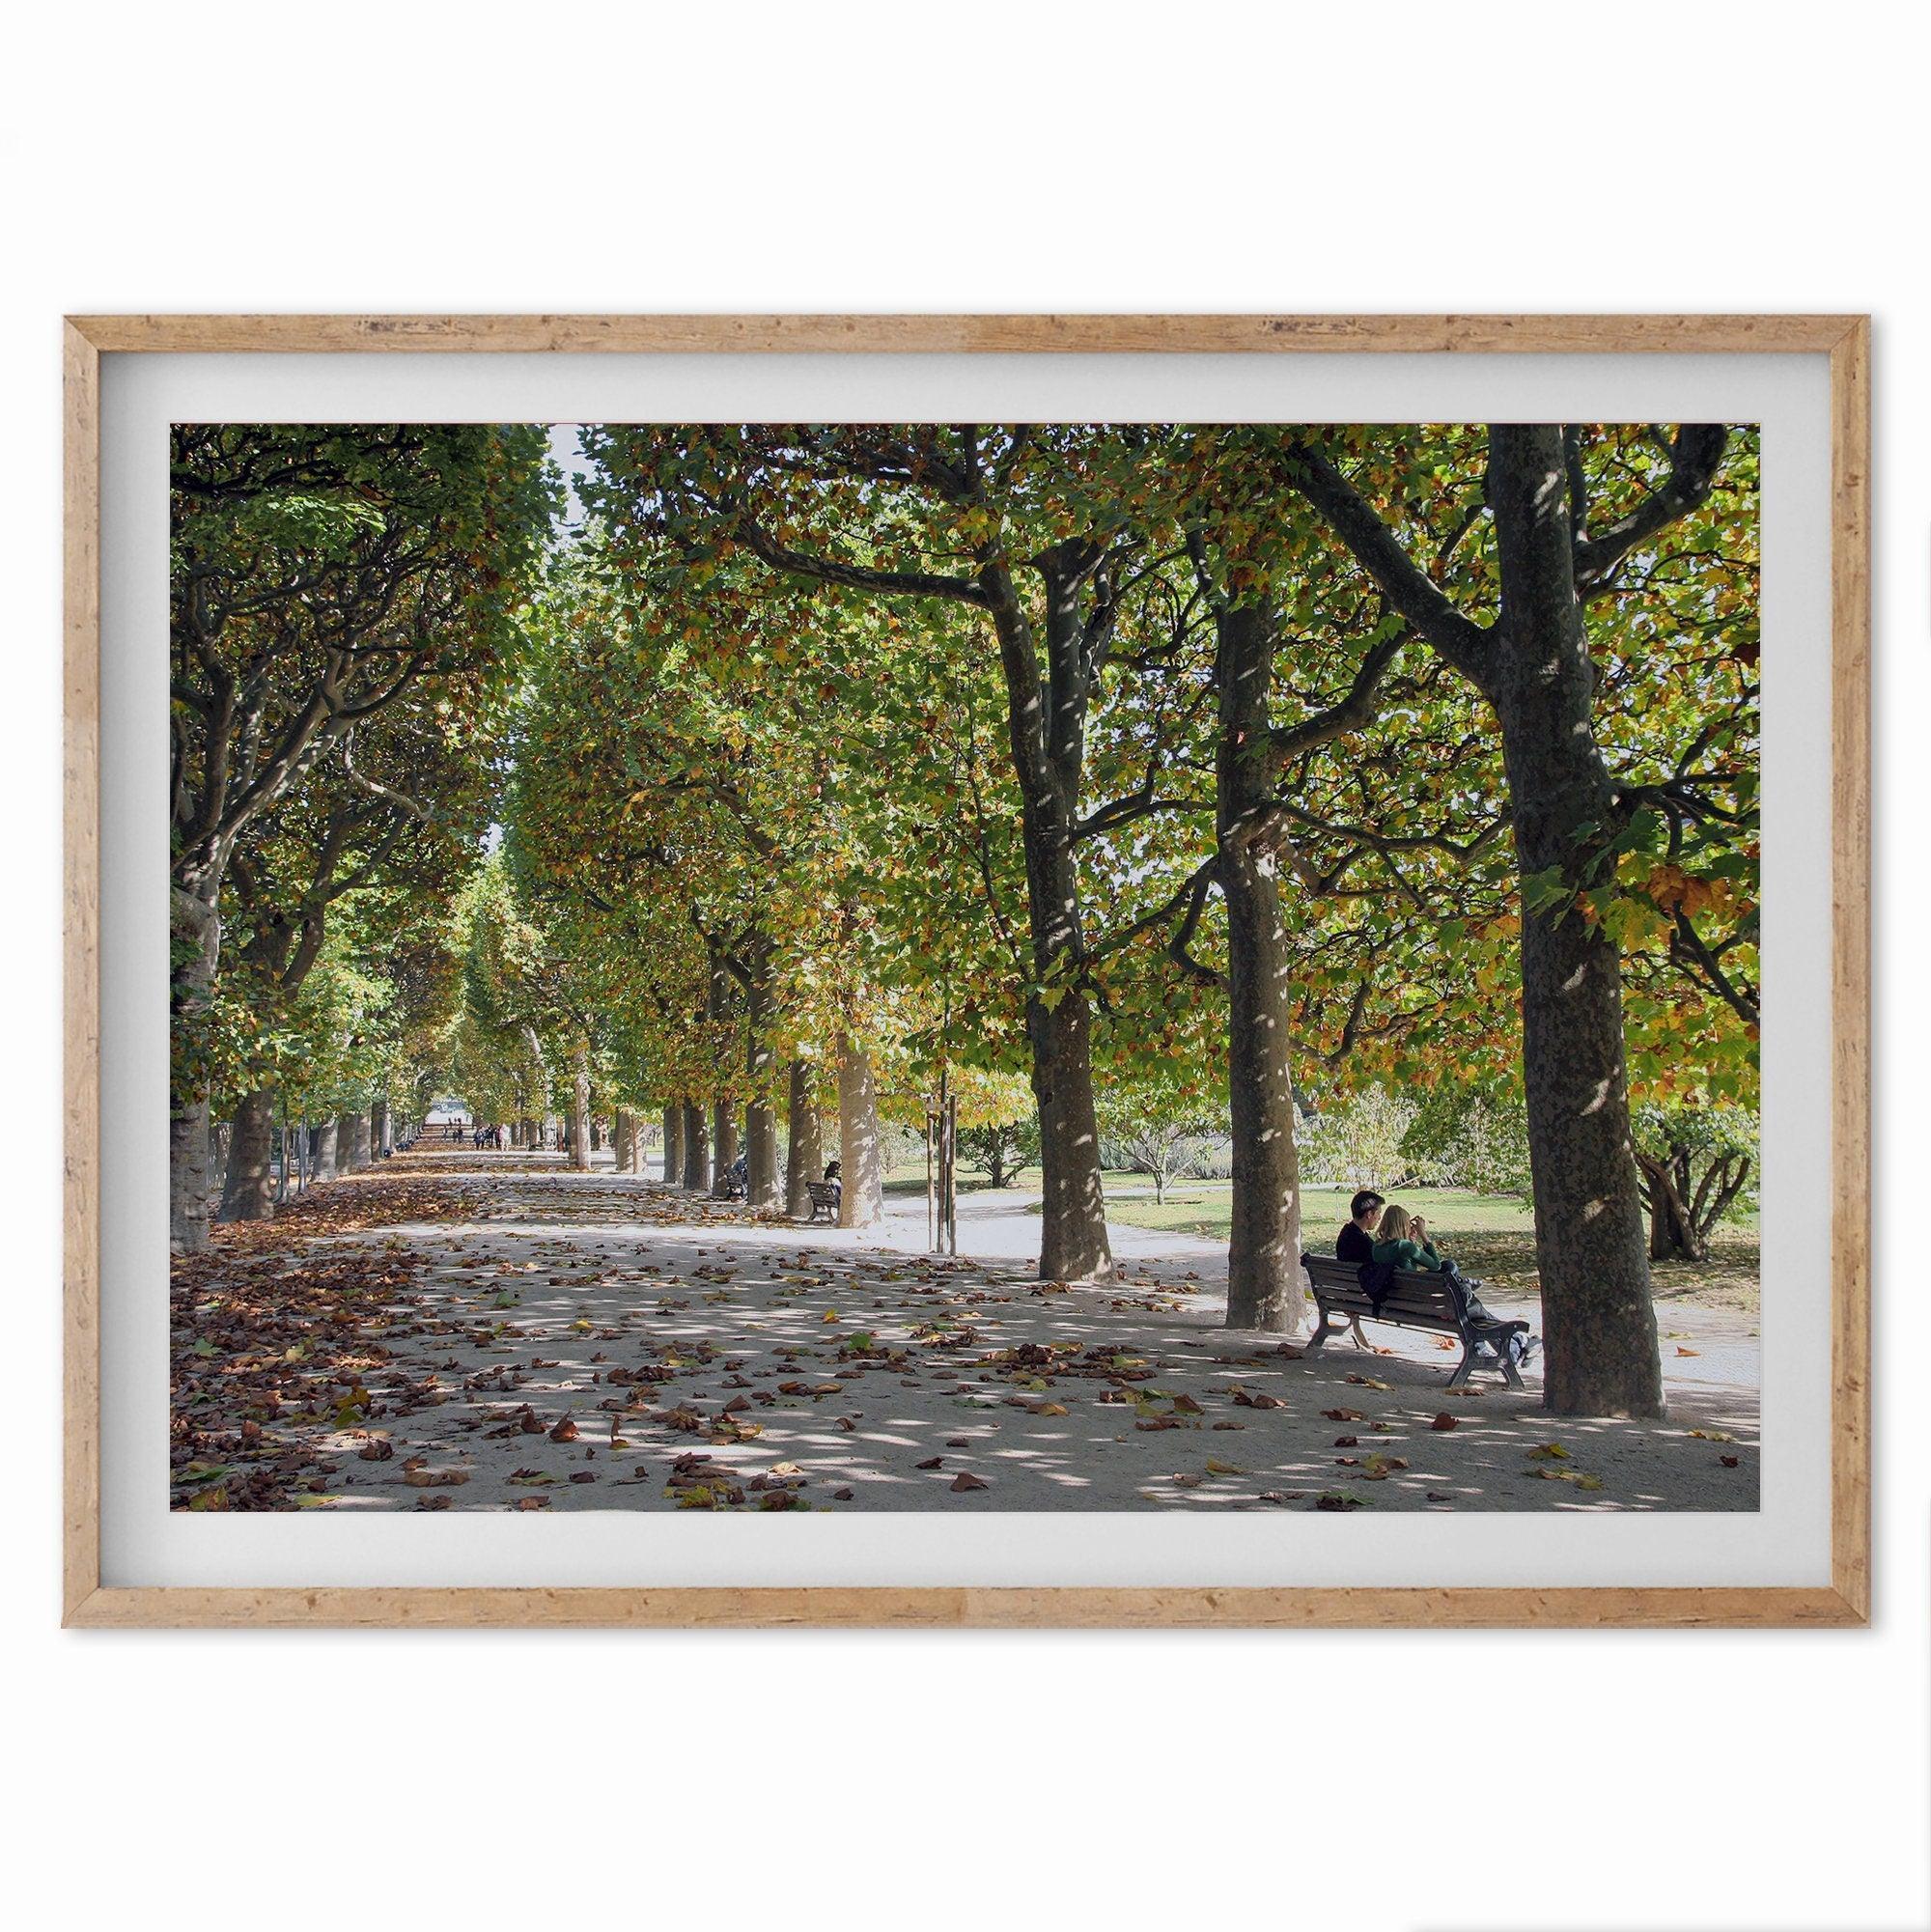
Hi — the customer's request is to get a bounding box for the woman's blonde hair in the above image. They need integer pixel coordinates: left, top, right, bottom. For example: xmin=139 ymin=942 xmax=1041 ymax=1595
xmin=1378 ymin=1203 xmax=1413 ymax=1244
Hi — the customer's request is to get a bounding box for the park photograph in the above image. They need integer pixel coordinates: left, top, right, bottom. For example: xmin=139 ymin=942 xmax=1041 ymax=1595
xmin=167 ymin=417 xmax=1763 ymax=1520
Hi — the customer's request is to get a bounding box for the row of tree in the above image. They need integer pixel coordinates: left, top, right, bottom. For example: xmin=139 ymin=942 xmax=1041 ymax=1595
xmin=171 ymin=420 xmax=1759 ymax=1419
xmin=169 ymin=424 xmax=556 ymax=1240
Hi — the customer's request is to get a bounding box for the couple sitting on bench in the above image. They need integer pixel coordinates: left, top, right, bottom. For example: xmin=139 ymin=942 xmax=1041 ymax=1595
xmin=1337 ymin=1189 xmax=1539 ymax=1370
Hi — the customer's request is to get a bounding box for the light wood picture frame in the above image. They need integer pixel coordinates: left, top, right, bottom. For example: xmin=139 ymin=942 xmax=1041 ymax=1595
xmin=63 ymin=314 xmax=1870 ymax=1629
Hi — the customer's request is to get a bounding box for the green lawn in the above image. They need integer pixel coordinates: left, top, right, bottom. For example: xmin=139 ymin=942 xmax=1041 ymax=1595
xmin=1108 ymin=1182 xmax=1535 ymax=1241
xmin=1107 ymin=1179 xmax=1757 ymax=1315
xmin=880 ymin=1162 xmax=1757 ymax=1312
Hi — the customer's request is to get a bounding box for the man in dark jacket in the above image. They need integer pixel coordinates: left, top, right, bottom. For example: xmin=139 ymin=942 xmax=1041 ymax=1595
xmin=1336 ymin=1190 xmax=1385 ymax=1268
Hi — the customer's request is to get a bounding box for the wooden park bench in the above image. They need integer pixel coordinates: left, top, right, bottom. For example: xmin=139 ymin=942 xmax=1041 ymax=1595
xmin=804 ymin=1180 xmax=841 ymax=1223
xmin=1301 ymin=1252 xmax=1526 ymax=1390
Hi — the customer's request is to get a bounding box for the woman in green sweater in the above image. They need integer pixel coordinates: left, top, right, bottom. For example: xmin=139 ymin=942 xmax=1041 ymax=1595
xmin=1370 ymin=1203 xmax=1535 ymax=1362
xmin=1370 ymin=1203 xmax=1446 ymax=1272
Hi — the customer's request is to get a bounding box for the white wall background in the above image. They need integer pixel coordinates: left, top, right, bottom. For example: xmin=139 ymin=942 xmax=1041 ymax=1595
xmin=5 ymin=7 xmax=1920 ymax=1928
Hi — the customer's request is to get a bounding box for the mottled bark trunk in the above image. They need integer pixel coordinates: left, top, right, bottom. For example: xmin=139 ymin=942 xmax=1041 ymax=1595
xmin=745 ymin=1106 xmax=779 ymax=1207
xmin=1026 ymin=990 xmax=1111 ymax=1281
xmin=683 ymin=1101 xmax=710 ymax=1191
xmin=785 ymin=1059 xmax=820 ymax=1218
xmin=742 ymin=962 xmax=780 ymax=1209
xmin=711 ymin=1102 xmax=740 ymax=1195
xmin=312 ymin=1116 xmax=339 ymax=1181
xmin=372 ymin=1099 xmax=390 ymax=1158
xmin=836 ymin=1030 xmax=884 ymax=1228
xmin=169 ymin=885 xmax=221 ymax=1252
xmin=1216 ymin=602 xmax=1307 ymax=1334
xmin=661 ymin=1106 xmax=683 ymax=1186
xmin=614 ymin=1107 xmax=635 ymax=1173
xmin=1490 ymin=426 xmax=1662 ymax=1418
xmin=985 ymin=546 xmax=1114 ymax=1284
xmin=217 ymin=1088 xmax=277 ymax=1222
xmin=571 ymin=1040 xmax=592 ymax=1172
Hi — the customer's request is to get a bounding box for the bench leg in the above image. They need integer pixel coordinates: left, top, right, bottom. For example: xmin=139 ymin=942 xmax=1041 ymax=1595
xmin=1305 ymin=1307 xmax=1342 ymax=1357
xmin=1497 ymin=1345 xmax=1525 ymax=1391
xmin=1447 ymin=1343 xmax=1477 ymax=1388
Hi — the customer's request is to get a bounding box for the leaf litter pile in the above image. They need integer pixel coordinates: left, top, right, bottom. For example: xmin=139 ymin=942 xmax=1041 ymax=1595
xmin=170 ymin=1165 xmax=1762 ymax=1515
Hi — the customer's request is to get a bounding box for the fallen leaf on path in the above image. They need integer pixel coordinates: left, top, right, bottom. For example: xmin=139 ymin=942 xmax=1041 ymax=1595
xmin=950 ymin=1472 xmax=989 ymax=1493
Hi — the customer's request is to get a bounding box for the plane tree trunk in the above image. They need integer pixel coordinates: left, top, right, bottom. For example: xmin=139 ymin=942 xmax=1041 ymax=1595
xmin=570 ymin=1039 xmax=592 ymax=1171
xmin=217 ymin=1088 xmax=278 ymax=1223
xmin=836 ymin=1030 xmax=885 ymax=1228
xmin=169 ymin=885 xmax=221 ymax=1252
xmin=683 ymin=1101 xmax=710 ymax=1191
xmin=785 ymin=1060 xmax=820 ymax=1218
xmin=985 ymin=545 xmax=1116 ymax=1283
xmin=1486 ymin=426 xmax=1664 ymax=1418
xmin=1214 ymin=602 xmax=1306 ymax=1333
xmin=742 ymin=963 xmax=782 ymax=1210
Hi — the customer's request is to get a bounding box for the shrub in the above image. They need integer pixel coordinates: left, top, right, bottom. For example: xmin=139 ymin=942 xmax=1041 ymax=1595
xmin=1301 ymin=1090 xmax=1423 ymax=1191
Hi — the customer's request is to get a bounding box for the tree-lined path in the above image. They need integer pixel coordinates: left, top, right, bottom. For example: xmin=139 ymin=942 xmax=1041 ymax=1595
xmin=171 ymin=419 xmax=1763 ymax=1504
xmin=171 ymin=1151 xmax=1758 ymax=1514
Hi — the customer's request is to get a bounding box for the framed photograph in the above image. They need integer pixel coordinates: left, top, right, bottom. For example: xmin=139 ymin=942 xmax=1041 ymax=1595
xmin=64 ymin=314 xmax=1867 ymax=1627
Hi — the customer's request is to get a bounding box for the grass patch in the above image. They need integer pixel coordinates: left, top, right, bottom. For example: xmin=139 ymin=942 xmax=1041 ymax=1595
xmin=1105 ymin=1181 xmax=1758 ymax=1316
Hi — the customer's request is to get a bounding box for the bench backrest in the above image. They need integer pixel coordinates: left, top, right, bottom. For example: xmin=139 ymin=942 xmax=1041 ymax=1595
xmin=806 ymin=1180 xmax=839 ymax=1201
xmin=1303 ymin=1253 xmax=1467 ymax=1327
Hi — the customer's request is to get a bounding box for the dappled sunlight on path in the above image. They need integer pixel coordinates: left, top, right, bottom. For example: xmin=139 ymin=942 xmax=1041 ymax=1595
xmin=169 ymin=1154 xmax=1761 ymax=1515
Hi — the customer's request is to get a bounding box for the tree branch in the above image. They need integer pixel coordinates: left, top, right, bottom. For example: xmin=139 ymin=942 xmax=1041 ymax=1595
xmin=1284 ymin=439 xmax=1496 ymax=685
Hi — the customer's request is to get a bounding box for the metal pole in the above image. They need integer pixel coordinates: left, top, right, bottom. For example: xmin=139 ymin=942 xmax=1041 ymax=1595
xmin=946 ymin=1094 xmax=959 ymax=1254
xmin=926 ymin=1108 xmax=936 ymax=1251
xmin=937 ymin=1060 xmax=949 ymax=1254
